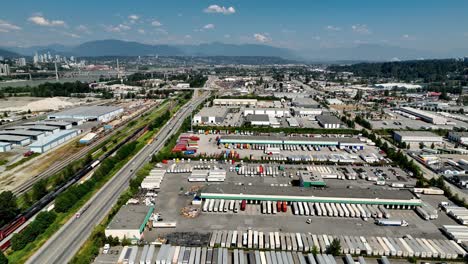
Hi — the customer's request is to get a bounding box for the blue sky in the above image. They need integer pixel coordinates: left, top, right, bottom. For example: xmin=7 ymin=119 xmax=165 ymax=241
xmin=0 ymin=0 xmax=467 ymax=51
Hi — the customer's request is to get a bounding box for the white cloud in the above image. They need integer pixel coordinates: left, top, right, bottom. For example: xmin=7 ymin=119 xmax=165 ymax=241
xmin=254 ymin=33 xmax=271 ymax=43
xmin=325 ymin=25 xmax=341 ymax=31
xmin=76 ymin=25 xmax=91 ymax=34
xmin=203 ymin=24 xmax=215 ymax=30
xmin=63 ymin=32 xmax=80 ymax=38
xmin=151 ymin=20 xmax=162 ymax=27
xmin=128 ymin=14 xmax=140 ymax=20
xmin=224 ymin=34 xmax=231 ymax=38
xmin=351 ymin=24 xmax=371 ymax=34
xmin=138 ymin=29 xmax=145 ymax=34
xmin=0 ymin=19 xmax=21 ymax=32
xmin=204 ymin=5 xmax=236 ymax=15
xmin=155 ymin=28 xmax=168 ymax=35
xmin=28 ymin=16 xmax=66 ymax=27
xmin=104 ymin=24 xmax=131 ymax=32
xmin=184 ymin=34 xmax=192 ymax=39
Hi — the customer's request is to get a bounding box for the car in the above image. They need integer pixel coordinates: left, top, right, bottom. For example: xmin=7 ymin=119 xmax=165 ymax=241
xmin=306 ymin=219 xmax=312 ymax=224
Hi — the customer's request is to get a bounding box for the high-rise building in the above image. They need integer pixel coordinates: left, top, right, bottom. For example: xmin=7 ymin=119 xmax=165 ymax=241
xmin=0 ymin=64 xmax=10 ymax=76
xmin=17 ymin=58 xmax=27 ymax=66
xmin=0 ymin=56 xmax=4 ymax=61
xmin=33 ymin=53 xmax=39 ymax=64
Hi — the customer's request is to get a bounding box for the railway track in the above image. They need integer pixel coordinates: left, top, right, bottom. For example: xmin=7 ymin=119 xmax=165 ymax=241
xmin=10 ymin=102 xmax=160 ymax=196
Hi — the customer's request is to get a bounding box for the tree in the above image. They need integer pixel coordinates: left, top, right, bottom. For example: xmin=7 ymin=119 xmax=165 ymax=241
xmin=419 ymin=142 xmax=425 ymax=149
xmin=0 ymin=191 xmax=19 ymax=227
xmin=311 ymin=245 xmax=319 ymax=255
xmin=0 ymin=251 xmax=8 ymax=264
xmin=327 ymin=238 xmax=341 ymax=256
xmin=431 ymin=142 xmax=435 ymax=149
xmin=32 ymin=179 xmax=48 ymax=201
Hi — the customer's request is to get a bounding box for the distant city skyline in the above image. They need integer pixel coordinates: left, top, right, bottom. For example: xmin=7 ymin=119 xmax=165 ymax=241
xmin=0 ymin=0 xmax=467 ymax=53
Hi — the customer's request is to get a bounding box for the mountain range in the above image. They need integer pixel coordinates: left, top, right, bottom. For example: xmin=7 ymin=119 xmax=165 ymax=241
xmin=1 ymin=39 xmax=467 ymax=62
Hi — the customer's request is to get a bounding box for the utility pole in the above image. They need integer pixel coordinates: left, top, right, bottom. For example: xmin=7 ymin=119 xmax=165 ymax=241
xmin=54 ymin=62 xmax=59 ymax=81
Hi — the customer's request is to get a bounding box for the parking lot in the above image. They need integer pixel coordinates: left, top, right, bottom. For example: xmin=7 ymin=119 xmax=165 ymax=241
xmin=142 ymin=160 xmax=455 ymax=244
xmin=371 ymin=110 xmax=468 ymax=130
xmin=196 ymin=134 xmax=385 ymax=164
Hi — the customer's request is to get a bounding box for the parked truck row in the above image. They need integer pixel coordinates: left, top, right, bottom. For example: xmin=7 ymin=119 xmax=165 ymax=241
xmin=206 ymin=230 xmax=466 ymax=259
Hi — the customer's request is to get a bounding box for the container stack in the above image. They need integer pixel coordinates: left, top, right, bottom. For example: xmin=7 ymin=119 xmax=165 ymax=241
xmin=172 ymin=134 xmax=199 ymax=154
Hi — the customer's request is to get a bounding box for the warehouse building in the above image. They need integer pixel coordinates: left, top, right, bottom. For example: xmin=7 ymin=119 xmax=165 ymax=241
xmin=105 ymin=205 xmax=154 ymax=242
xmin=245 ymin=114 xmax=271 ymax=126
xmin=22 ymin=120 xmax=73 ymax=130
xmin=291 ymin=107 xmax=323 ymax=117
xmin=243 ymin=108 xmax=291 ymax=118
xmin=0 ymin=142 xmax=12 ymax=152
xmin=399 ymin=107 xmax=447 ymax=124
xmin=316 ymin=115 xmax=342 ymax=129
xmin=200 ymin=185 xmax=421 ymax=207
xmin=213 ymin=98 xmax=257 ymax=107
xmin=0 ymin=135 xmax=31 ymax=146
xmin=29 ymin=129 xmax=81 ymax=153
xmin=0 ymin=130 xmax=45 ymax=140
xmin=193 ymin=107 xmax=229 ymax=125
xmin=6 ymin=125 xmax=59 ymax=136
xmin=448 ymin=132 xmax=468 ymax=145
xmin=219 ymin=135 xmax=365 ymax=149
xmin=299 ymin=171 xmax=326 ymax=187
xmin=291 ymin=97 xmax=321 ymax=108
xmin=48 ymin=106 xmax=123 ymax=122
xmin=393 ymin=131 xmax=443 ymax=143
xmin=326 ymin=98 xmax=343 ymax=105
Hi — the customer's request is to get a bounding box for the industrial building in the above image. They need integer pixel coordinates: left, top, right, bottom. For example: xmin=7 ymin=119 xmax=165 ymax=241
xmin=399 ymin=107 xmax=447 ymax=124
xmin=393 ymin=131 xmax=443 ymax=144
xmin=213 ymin=98 xmax=257 ymax=107
xmin=316 ymin=115 xmax=342 ymax=129
xmin=326 ymin=98 xmax=343 ymax=105
xmin=193 ymin=107 xmax=229 ymax=125
xmin=200 ymin=185 xmax=421 ymax=207
xmin=6 ymin=125 xmax=59 ymax=136
xmin=291 ymin=108 xmax=323 ymax=117
xmin=299 ymin=171 xmax=326 ymax=187
xmin=291 ymin=98 xmax=321 ymax=108
xmin=105 ymin=205 xmax=154 ymax=241
xmin=29 ymin=129 xmax=81 ymax=153
xmin=0 ymin=142 xmax=12 ymax=152
xmin=22 ymin=120 xmax=73 ymax=130
xmin=0 ymin=130 xmax=45 ymax=140
xmin=0 ymin=135 xmax=31 ymax=146
xmin=48 ymin=106 xmax=124 ymax=122
xmin=245 ymin=115 xmax=276 ymax=126
xmin=219 ymin=135 xmax=365 ymax=149
xmin=243 ymin=108 xmax=291 ymax=118
xmin=448 ymin=131 xmax=468 ymax=145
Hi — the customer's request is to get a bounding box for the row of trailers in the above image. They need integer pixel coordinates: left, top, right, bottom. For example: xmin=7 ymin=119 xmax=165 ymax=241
xmin=154 ymin=244 xmax=341 ymax=264
xmin=290 ymin=202 xmax=391 ymax=220
xmin=207 ymin=230 xmax=467 ymax=260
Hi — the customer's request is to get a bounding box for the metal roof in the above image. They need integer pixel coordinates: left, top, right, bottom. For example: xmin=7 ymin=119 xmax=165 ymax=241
xmin=246 ymin=114 xmax=270 ymax=122
xmin=196 ymin=107 xmax=229 ymax=118
xmin=48 ymin=106 xmax=123 ymax=118
xmin=0 ymin=130 xmax=44 ymax=137
xmin=316 ymin=114 xmax=341 ymax=125
xmin=0 ymin=134 xmax=30 ymax=142
xmin=201 ymin=185 xmax=420 ymax=205
xmin=107 ymin=205 xmax=153 ymax=231
xmin=394 ymin=131 xmax=442 ymax=137
xmin=29 ymin=129 xmax=79 ymax=147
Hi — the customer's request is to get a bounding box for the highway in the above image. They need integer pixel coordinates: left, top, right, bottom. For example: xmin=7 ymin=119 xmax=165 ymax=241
xmin=26 ymin=90 xmax=209 ymax=264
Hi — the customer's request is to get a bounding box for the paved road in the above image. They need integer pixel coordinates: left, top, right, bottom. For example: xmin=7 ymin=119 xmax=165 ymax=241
xmin=26 ymin=91 xmax=209 ymax=264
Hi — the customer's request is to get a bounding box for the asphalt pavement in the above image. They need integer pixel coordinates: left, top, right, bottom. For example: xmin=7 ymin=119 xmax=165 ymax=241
xmin=26 ymin=90 xmax=209 ymax=264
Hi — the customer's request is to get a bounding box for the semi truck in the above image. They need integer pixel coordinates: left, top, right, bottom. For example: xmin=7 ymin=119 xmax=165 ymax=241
xmin=375 ymin=219 xmax=408 ymax=227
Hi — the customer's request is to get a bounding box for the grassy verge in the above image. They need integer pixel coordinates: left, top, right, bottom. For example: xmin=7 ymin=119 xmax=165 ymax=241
xmin=5 ymin=153 xmax=40 ymax=170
